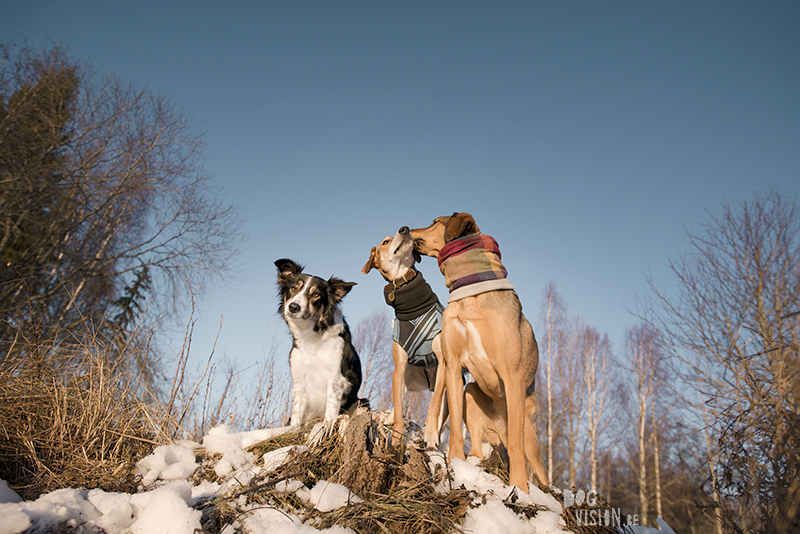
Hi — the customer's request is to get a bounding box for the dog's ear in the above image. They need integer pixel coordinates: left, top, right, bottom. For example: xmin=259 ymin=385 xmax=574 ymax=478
xmin=275 ymin=258 xmax=303 ymax=281
xmin=444 ymin=213 xmax=481 ymax=243
xmin=361 ymin=247 xmax=377 ymax=274
xmin=328 ymin=277 xmax=356 ymax=302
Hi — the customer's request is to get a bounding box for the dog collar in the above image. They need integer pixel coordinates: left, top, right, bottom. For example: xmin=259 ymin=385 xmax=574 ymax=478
xmin=384 ymin=271 xmax=440 ymax=321
xmin=386 ymin=269 xmax=417 ymax=302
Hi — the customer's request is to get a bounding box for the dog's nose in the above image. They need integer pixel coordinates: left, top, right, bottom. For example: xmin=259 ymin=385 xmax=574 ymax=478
xmin=399 ymin=226 xmax=409 ymax=234
xmin=288 ymin=303 xmax=301 ymax=314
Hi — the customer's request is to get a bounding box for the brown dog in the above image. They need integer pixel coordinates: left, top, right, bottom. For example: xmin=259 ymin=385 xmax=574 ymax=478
xmin=362 ymin=226 xmax=448 ymax=449
xmin=410 ymin=213 xmax=548 ymax=491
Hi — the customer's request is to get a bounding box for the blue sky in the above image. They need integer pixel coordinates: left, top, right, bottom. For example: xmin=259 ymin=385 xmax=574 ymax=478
xmin=5 ymin=1 xmax=800 ymax=374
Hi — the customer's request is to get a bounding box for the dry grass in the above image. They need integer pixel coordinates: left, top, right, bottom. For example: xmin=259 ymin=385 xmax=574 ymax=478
xmin=0 ymin=300 xmax=293 ymax=501
xmin=0 ymin=300 xmax=235 ymax=500
xmin=0 ymin=339 xmax=166 ymax=499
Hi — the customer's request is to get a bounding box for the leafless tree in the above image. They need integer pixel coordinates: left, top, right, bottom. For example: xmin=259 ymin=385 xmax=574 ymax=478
xmin=582 ymin=327 xmax=613 ymax=492
xmin=701 ymin=404 xmax=724 ymax=534
xmin=353 ymin=308 xmax=393 ymax=409
xmin=645 ymin=188 xmax=800 ymax=533
xmin=1 ymin=40 xmax=242 ymax=372
xmin=558 ymin=315 xmax=587 ymax=489
xmin=538 ymin=281 xmax=567 ymax=484
xmin=624 ymin=323 xmax=666 ymax=526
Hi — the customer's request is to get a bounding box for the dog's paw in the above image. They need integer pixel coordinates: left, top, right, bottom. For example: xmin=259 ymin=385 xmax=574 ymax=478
xmin=306 ymin=421 xmax=327 ymax=447
xmin=423 ymin=436 xmax=440 ymax=450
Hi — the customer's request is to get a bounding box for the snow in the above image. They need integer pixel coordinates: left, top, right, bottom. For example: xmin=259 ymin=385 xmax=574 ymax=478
xmin=462 ymin=500 xmax=566 ymax=534
xmin=0 ymin=506 xmax=29 ymax=534
xmin=202 ymin=424 xmax=295 ymax=478
xmin=0 ymin=421 xmax=575 ymax=534
xmin=430 ymin=452 xmax=562 ymax=514
xmin=129 ymin=482 xmax=201 ymax=534
xmin=134 ymin=444 xmax=199 ymax=486
xmin=262 ymin=444 xmax=309 ymax=473
xmin=296 ymin=481 xmax=364 ymax=512
xmin=219 ymin=506 xmax=355 ymax=534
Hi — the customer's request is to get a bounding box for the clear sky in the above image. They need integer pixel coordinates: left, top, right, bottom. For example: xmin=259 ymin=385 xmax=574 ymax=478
xmin=4 ymin=1 xmax=800 ymax=375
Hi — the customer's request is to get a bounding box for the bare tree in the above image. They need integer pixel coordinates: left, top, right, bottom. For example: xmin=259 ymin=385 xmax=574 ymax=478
xmin=582 ymin=327 xmax=613 ymax=492
xmin=701 ymin=405 xmax=724 ymax=534
xmin=646 ymin=188 xmax=800 ymax=533
xmin=352 ymin=308 xmax=393 ymax=409
xmin=558 ymin=315 xmax=586 ymax=489
xmin=538 ymin=281 xmax=567 ymax=484
xmin=652 ymin=406 xmax=662 ymax=521
xmin=624 ymin=322 xmax=663 ymax=527
xmin=1 ymin=40 xmax=242 ymax=371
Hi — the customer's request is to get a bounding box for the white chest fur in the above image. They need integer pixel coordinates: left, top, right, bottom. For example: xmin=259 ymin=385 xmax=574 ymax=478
xmin=286 ymin=318 xmax=352 ymax=425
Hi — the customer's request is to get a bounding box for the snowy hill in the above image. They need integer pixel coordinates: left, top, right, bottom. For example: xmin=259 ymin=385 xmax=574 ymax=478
xmin=0 ymin=409 xmax=670 ymax=534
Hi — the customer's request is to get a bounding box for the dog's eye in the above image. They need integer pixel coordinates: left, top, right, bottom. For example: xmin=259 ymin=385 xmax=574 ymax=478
xmin=310 ymin=291 xmax=321 ymax=300
xmin=291 ymin=282 xmax=303 ymax=292
xmin=382 ymin=239 xmax=390 ymax=245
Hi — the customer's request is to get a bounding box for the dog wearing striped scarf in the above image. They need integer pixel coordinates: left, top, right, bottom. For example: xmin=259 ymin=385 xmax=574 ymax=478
xmin=410 ymin=213 xmax=548 ymax=492
xmin=362 ymin=226 xmax=448 ymax=449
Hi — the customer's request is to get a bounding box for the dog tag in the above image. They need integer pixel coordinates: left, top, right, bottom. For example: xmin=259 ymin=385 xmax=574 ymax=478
xmin=388 ymin=290 xmax=395 ymax=302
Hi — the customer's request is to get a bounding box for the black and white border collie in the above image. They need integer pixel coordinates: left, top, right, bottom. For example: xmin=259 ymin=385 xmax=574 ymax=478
xmin=275 ymin=258 xmax=364 ymax=429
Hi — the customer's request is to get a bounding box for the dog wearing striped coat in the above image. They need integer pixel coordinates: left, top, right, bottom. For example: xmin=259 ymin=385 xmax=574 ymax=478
xmin=362 ymin=226 xmax=448 ymax=449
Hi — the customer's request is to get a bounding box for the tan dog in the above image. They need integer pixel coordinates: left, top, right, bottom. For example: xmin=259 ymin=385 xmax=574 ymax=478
xmin=362 ymin=226 xmax=448 ymax=449
xmin=410 ymin=213 xmax=548 ymax=491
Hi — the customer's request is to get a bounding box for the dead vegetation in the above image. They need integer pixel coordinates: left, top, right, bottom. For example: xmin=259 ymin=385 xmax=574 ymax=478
xmin=0 ymin=300 xmax=291 ymax=500
xmin=0 ymin=338 xmax=163 ymax=500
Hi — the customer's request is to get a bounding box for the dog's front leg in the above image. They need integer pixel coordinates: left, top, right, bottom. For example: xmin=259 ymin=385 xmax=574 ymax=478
xmin=423 ymin=335 xmax=447 ymax=449
xmin=391 ymin=342 xmax=408 ymax=445
xmin=289 ymin=385 xmax=307 ymax=427
xmin=442 ymin=311 xmax=467 ymax=461
xmin=323 ymin=386 xmax=344 ymax=433
xmin=445 ymin=363 xmax=466 ymax=460
xmin=506 ymin=375 xmax=529 ymax=491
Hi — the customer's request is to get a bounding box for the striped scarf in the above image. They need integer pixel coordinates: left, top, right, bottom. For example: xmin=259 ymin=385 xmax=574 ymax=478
xmin=437 ymin=234 xmax=508 ymax=292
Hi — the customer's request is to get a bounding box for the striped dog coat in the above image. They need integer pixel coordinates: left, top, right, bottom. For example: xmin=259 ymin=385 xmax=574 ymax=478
xmin=384 ymin=271 xmax=443 ymax=369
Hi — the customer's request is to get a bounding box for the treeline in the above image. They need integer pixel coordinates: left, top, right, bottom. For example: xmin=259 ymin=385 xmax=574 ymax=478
xmin=532 ymin=188 xmax=800 ymax=533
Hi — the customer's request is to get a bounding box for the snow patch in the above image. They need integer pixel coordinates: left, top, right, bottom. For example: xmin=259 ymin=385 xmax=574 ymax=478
xmin=262 ymin=444 xmax=308 ymax=473
xmin=129 ymin=481 xmax=201 ymax=534
xmin=296 ymin=481 xmax=364 ymax=512
xmin=135 ymin=444 xmax=198 ymax=486
xmin=462 ymin=499 xmax=567 ymax=534
xmin=220 ymin=506 xmax=356 ymax=534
